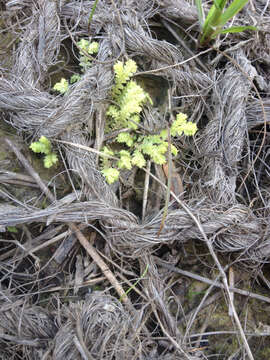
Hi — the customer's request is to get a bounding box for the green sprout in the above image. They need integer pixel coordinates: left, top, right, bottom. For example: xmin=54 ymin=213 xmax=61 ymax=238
xmin=195 ymin=0 xmax=257 ymax=47
xmin=119 ymin=264 xmax=149 ymax=302
xmin=7 ymin=226 xmax=18 ymax=233
xmin=29 ymin=136 xmax=58 ymax=168
xmin=88 ymin=0 xmax=99 ymax=32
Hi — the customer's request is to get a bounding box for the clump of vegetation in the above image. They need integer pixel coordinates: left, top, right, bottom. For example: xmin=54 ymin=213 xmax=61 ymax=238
xmin=32 ymin=39 xmax=99 ymax=169
xmin=51 ymin=43 xmax=198 ymax=182
xmin=76 ymin=39 xmax=99 ymax=71
xmin=195 ymin=0 xmax=257 ymax=47
xmin=53 ymin=39 xmax=99 ymax=94
xmin=29 ymin=136 xmax=58 ymax=168
xmin=53 ymin=78 xmax=69 ymax=94
xmin=100 ymin=59 xmax=197 ymax=184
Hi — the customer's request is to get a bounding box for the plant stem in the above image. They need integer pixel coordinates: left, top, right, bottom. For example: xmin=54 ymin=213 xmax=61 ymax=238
xmin=157 ymin=123 xmax=172 ymax=237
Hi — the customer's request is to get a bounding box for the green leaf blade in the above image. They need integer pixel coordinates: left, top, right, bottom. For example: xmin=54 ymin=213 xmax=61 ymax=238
xmin=219 ymin=0 xmax=249 ymax=27
xmin=195 ymin=0 xmax=204 ymax=29
xmin=212 ymin=25 xmax=257 ymax=37
xmin=203 ymin=2 xmax=222 ymax=32
xmin=213 ymin=0 xmax=227 ymax=11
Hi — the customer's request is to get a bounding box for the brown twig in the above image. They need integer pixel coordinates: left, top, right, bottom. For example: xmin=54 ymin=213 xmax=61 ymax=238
xmin=69 ymin=226 xmax=129 ymax=304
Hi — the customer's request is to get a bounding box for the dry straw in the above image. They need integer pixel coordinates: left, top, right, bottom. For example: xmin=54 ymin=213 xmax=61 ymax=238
xmin=0 ymin=0 xmax=269 ymax=358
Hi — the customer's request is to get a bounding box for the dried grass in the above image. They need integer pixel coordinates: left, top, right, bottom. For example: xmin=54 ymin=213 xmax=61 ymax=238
xmin=0 ymin=0 xmax=270 ymax=358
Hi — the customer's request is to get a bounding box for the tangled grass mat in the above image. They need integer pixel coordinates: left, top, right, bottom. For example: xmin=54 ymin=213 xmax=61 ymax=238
xmin=0 ymin=0 xmax=270 ymax=358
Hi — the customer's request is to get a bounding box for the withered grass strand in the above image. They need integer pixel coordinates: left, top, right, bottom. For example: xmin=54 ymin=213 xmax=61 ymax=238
xmin=0 ymin=0 xmax=269 ymax=358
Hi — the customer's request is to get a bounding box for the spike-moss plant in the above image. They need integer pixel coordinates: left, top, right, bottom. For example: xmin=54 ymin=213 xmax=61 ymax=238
xmin=29 ymin=136 xmax=58 ymax=168
xmin=31 ymin=40 xmax=98 ymax=168
xmin=53 ymin=39 xmax=99 ymax=94
xmin=100 ymin=59 xmax=198 ymax=184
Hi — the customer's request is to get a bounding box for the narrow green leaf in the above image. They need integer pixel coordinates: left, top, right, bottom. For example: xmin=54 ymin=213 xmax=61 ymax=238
xmin=215 ymin=0 xmax=228 ymax=8
xmin=219 ymin=0 xmax=249 ymax=27
xmin=213 ymin=0 xmax=226 ymax=11
xmin=119 ymin=264 xmax=149 ymax=302
xmin=212 ymin=25 xmax=257 ymax=37
xmin=195 ymin=0 xmax=204 ymax=29
xmin=203 ymin=4 xmax=219 ymax=32
xmin=203 ymin=1 xmax=223 ymax=33
xmin=201 ymin=0 xmax=223 ymax=45
xmin=209 ymin=0 xmax=228 ymax=24
xmin=204 ymin=0 xmax=227 ymax=26
xmin=88 ymin=0 xmax=99 ymax=29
